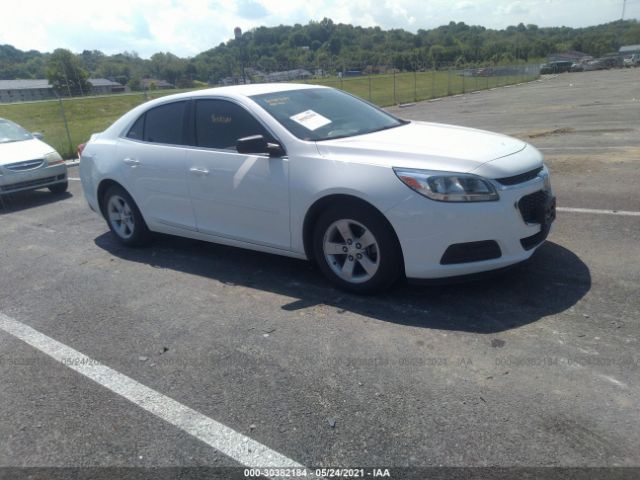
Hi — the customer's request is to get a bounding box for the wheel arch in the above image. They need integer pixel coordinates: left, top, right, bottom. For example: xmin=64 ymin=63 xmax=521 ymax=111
xmin=302 ymin=194 xmax=405 ymax=273
xmin=97 ymin=179 xmax=129 ymax=220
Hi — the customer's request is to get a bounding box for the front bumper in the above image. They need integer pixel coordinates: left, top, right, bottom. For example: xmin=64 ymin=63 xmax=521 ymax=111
xmin=386 ymin=176 xmax=555 ymax=279
xmin=0 ymin=163 xmax=68 ymax=194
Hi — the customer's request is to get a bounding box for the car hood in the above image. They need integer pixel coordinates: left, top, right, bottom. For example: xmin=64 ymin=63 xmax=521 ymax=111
xmin=0 ymin=138 xmax=56 ymax=166
xmin=315 ymin=121 xmax=541 ymax=177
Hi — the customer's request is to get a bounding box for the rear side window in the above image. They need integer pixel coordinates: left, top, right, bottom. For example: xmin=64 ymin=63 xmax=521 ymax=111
xmin=127 ymin=101 xmax=186 ymax=145
xmin=194 ymin=99 xmax=269 ymax=149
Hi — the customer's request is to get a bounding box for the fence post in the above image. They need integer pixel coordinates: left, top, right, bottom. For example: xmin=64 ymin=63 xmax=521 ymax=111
xmin=368 ymin=75 xmax=372 ymax=102
xmin=393 ymin=70 xmax=396 ymax=104
xmin=413 ymin=70 xmax=417 ymax=102
xmin=431 ymin=67 xmax=435 ymax=99
xmin=58 ymin=96 xmax=73 ymax=157
xmin=448 ymin=68 xmax=452 ymax=96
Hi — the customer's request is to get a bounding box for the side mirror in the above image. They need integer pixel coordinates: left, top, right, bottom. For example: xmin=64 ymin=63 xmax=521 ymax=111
xmin=32 ymin=132 xmax=44 ymax=140
xmin=236 ymin=135 xmax=285 ymax=157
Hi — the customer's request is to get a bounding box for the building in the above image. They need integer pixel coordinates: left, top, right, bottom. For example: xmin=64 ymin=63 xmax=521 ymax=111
xmin=219 ymin=75 xmax=250 ymax=86
xmin=547 ymin=51 xmax=592 ymax=63
xmin=141 ymin=79 xmax=174 ymax=90
xmin=88 ymin=78 xmax=126 ymax=94
xmin=619 ymin=45 xmax=640 ymax=55
xmin=0 ymin=78 xmax=125 ymax=103
xmin=0 ymin=79 xmax=54 ymax=102
xmin=264 ymin=69 xmax=312 ymax=82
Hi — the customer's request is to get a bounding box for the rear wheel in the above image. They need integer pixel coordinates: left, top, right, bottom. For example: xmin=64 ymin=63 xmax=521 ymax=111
xmin=102 ymin=185 xmax=151 ymax=246
xmin=48 ymin=181 xmax=68 ymax=194
xmin=313 ymin=204 xmax=402 ymax=293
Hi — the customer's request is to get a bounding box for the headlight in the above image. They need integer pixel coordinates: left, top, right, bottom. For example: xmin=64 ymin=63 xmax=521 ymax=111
xmin=393 ymin=168 xmax=499 ymax=202
xmin=45 ymin=151 xmax=64 ymax=166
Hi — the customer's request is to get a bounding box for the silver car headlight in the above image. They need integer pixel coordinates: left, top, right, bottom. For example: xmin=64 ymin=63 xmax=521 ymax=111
xmin=393 ymin=167 xmax=499 ymax=202
xmin=45 ymin=151 xmax=64 ymax=166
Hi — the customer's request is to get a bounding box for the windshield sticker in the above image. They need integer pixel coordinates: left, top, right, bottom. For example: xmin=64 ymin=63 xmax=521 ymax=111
xmin=211 ymin=115 xmax=232 ymax=124
xmin=265 ymin=96 xmax=290 ymax=106
xmin=290 ymin=110 xmax=331 ymax=131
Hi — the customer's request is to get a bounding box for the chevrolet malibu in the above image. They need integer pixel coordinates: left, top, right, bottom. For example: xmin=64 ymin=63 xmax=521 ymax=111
xmin=79 ymin=84 xmax=555 ymax=293
xmin=0 ymin=118 xmax=68 ymax=196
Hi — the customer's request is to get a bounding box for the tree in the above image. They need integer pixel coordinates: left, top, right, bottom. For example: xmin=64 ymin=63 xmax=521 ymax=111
xmin=128 ymin=76 xmax=142 ymax=91
xmin=46 ymin=49 xmax=90 ymax=96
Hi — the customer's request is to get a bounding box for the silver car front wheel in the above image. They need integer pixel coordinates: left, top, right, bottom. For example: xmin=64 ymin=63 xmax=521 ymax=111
xmin=313 ymin=202 xmax=402 ymax=293
xmin=323 ymin=219 xmax=381 ymax=284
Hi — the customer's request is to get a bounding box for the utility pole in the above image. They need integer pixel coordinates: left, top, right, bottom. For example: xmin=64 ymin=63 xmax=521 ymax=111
xmin=622 ymin=0 xmax=627 ymax=19
xmin=234 ymin=27 xmax=247 ymax=84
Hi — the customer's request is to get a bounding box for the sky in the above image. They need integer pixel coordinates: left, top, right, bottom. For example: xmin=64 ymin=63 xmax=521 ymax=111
xmin=1 ymin=0 xmax=638 ymax=58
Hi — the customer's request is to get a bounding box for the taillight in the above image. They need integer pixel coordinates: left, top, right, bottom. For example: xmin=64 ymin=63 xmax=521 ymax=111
xmin=77 ymin=143 xmax=86 ymax=158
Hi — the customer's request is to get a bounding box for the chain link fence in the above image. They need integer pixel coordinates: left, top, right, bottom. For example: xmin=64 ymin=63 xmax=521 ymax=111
xmin=0 ymin=64 xmax=540 ymax=159
xmin=300 ymin=64 xmax=540 ymax=106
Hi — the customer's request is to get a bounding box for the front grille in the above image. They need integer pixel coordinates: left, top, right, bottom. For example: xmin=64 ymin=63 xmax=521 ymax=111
xmin=4 ymin=159 xmax=45 ymax=171
xmin=496 ymin=167 xmax=543 ymax=186
xmin=518 ymin=190 xmax=548 ymax=224
xmin=440 ymin=240 xmax=502 ymax=265
xmin=0 ymin=176 xmax=57 ymax=193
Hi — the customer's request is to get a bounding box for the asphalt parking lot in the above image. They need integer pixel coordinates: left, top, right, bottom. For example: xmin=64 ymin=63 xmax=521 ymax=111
xmin=1 ymin=68 xmax=639 ymax=479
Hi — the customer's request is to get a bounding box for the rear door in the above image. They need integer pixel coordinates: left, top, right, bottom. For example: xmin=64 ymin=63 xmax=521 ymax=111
xmin=118 ymin=100 xmax=197 ymax=231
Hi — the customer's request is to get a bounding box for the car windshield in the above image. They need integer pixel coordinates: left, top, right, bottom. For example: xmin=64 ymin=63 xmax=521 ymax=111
xmin=0 ymin=119 xmax=33 ymax=144
xmin=250 ymin=88 xmax=406 ymax=141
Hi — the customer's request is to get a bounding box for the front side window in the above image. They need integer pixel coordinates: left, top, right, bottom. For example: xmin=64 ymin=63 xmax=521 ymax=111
xmin=194 ymin=99 xmax=269 ymax=150
xmin=126 ymin=101 xmax=186 ymax=145
xmin=250 ymin=88 xmax=406 ymax=141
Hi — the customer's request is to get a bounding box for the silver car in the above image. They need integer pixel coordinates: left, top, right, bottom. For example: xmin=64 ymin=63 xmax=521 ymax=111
xmin=0 ymin=118 xmax=68 ymax=196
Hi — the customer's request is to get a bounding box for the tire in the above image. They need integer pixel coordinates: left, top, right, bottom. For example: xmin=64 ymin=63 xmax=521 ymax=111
xmin=102 ymin=184 xmax=151 ymax=246
xmin=48 ymin=181 xmax=68 ymax=194
xmin=313 ymin=203 xmax=402 ymax=294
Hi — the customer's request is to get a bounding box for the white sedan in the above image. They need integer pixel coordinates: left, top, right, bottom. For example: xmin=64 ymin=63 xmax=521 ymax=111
xmin=80 ymin=84 xmax=555 ymax=293
xmin=0 ymin=118 xmax=68 ymax=196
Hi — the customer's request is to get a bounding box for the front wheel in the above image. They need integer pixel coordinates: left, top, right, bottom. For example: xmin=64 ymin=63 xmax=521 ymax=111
xmin=48 ymin=181 xmax=68 ymax=194
xmin=102 ymin=185 xmax=151 ymax=246
xmin=313 ymin=204 xmax=402 ymax=294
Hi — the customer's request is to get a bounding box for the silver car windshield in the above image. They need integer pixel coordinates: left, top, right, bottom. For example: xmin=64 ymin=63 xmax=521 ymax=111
xmin=0 ymin=119 xmax=33 ymax=144
xmin=250 ymin=88 xmax=406 ymax=141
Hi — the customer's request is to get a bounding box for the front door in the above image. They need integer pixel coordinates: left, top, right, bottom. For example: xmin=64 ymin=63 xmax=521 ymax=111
xmin=186 ymin=99 xmax=290 ymax=249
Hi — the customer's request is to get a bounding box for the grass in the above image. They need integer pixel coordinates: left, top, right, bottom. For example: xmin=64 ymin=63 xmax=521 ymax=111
xmin=0 ymin=71 xmax=538 ymax=158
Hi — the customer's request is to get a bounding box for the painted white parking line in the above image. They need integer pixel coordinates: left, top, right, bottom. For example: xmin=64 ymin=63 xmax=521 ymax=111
xmin=68 ymin=177 xmax=81 ymax=181
xmin=0 ymin=313 xmax=307 ymax=477
xmin=557 ymin=207 xmax=640 ymax=217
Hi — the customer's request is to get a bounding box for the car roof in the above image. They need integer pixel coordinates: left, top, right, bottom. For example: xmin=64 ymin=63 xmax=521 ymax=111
xmin=163 ymin=82 xmax=327 ymax=102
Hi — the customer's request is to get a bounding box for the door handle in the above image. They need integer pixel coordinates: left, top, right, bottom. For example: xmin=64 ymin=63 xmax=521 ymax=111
xmin=189 ymin=167 xmax=209 ymax=176
xmin=123 ymin=157 xmax=140 ymax=166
